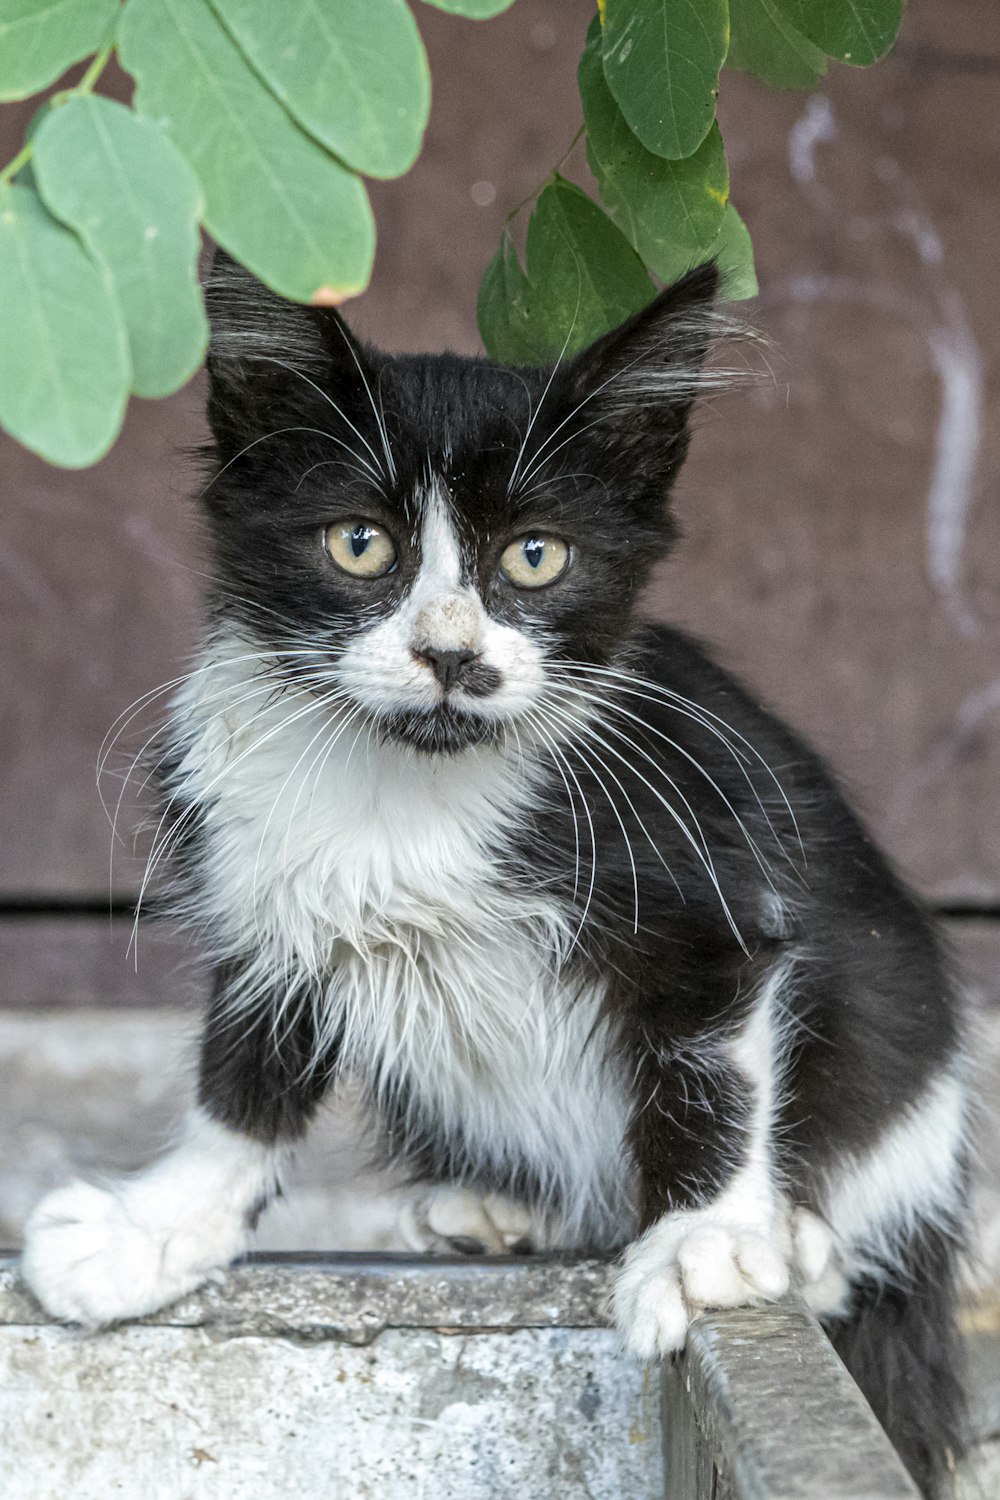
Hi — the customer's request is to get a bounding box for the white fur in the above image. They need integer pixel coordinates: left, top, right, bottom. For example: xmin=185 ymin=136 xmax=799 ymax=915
xmin=152 ymin=497 xmax=632 ymax=1250
xmin=612 ymin=966 xmax=793 ymax=1357
xmin=21 ymin=1110 xmax=281 ymax=1326
xmin=25 ymin=487 xmax=967 ymax=1340
xmin=814 ymin=1069 xmax=967 ymax=1299
xmin=398 ymin=1184 xmax=544 ymax=1254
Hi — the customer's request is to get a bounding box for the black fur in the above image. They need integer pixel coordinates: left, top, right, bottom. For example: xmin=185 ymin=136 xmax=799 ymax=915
xmin=826 ymin=1219 xmax=966 ymax=1495
xmin=166 ymin=251 xmax=968 ymax=1497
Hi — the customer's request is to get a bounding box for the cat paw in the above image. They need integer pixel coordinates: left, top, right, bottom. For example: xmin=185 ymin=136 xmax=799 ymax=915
xmin=398 ymin=1185 xmax=543 ymax=1255
xmin=791 ymin=1206 xmax=851 ymax=1317
xmin=21 ymin=1179 xmax=239 ymax=1327
xmin=612 ymin=1216 xmax=791 ymax=1360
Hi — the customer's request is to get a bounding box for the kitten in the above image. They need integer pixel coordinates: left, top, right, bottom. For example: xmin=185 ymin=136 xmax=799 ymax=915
xmin=22 ymin=253 xmax=966 ymax=1496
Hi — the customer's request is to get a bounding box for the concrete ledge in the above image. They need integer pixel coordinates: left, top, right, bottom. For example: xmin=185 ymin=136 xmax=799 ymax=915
xmin=672 ymin=1302 xmax=921 ymax=1499
xmin=0 ymin=1254 xmax=658 ymax=1500
xmin=0 ymin=1250 xmax=614 ymax=1341
xmin=0 ymin=1255 xmax=937 ymax=1500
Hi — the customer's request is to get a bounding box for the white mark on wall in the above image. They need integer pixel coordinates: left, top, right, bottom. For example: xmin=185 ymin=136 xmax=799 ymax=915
xmin=784 ymin=99 xmax=984 ymax=637
xmin=889 ymin=676 xmax=1000 ymax=823
xmin=788 ymin=95 xmax=837 ymax=188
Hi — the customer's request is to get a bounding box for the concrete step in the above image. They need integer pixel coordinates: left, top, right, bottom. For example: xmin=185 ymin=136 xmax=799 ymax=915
xmin=0 ymin=1258 xmax=945 ymax=1500
xmin=2 ymin=1010 xmax=998 ymax=1497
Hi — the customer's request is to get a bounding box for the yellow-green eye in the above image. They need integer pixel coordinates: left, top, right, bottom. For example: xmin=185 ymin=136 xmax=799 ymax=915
xmin=324 ymin=520 xmax=397 ymax=578
xmin=500 ymin=533 xmax=570 ymax=589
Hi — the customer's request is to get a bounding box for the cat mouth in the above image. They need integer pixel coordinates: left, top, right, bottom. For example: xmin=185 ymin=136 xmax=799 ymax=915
xmin=377 ymin=703 xmax=501 ymax=755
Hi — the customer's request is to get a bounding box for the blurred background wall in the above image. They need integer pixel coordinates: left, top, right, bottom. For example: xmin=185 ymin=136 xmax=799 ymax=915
xmin=0 ymin=0 xmax=997 ymax=1258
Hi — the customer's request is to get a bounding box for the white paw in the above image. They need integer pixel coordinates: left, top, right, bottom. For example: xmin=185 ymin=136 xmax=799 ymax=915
xmin=21 ymin=1178 xmax=244 ymax=1327
xmin=791 ymin=1206 xmax=851 ymax=1317
xmin=612 ymin=1215 xmax=791 ymax=1360
xmin=398 ymin=1184 xmax=544 ymax=1255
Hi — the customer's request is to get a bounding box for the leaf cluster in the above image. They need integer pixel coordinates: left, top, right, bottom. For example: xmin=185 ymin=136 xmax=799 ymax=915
xmin=0 ymin=0 xmax=903 ymax=467
xmin=479 ymin=0 xmax=903 ymax=360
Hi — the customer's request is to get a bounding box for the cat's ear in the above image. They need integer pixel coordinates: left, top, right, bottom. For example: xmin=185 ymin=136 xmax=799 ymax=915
xmin=203 ymin=248 xmax=377 ymax=456
xmin=556 ymin=261 xmax=724 ymax=488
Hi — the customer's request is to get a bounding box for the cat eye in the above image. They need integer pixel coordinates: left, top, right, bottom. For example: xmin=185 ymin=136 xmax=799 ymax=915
xmin=324 ymin=520 xmax=397 ymax=578
xmin=500 ymin=534 xmax=569 ymax=589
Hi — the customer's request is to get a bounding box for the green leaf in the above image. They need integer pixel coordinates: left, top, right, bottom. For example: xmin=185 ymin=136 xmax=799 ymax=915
xmin=727 ymin=0 xmax=827 ymax=87
xmin=209 ymin=0 xmax=429 ymax=179
xmin=477 ymin=233 xmax=549 ymax=365
xmin=580 ymin=17 xmax=727 ymax=281
xmin=478 ymin=178 xmax=655 ymax=364
xmin=33 ymin=96 xmax=208 ymax=399
xmin=707 ymin=202 xmax=758 ymax=300
xmin=0 ymin=0 xmax=117 ymax=102
xmin=118 ymin=0 xmax=375 ymax=304
xmin=770 ymin=0 xmax=903 ymax=65
xmin=0 ymin=183 xmax=129 ymax=466
xmin=421 ymin=1 xmax=516 ymax=15
xmin=601 ymin=0 xmax=728 ymax=161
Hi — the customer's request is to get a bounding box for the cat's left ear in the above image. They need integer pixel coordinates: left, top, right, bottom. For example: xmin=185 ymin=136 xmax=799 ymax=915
xmin=558 ymin=261 xmax=722 ymax=483
xmin=203 ymin=249 xmax=379 ymax=458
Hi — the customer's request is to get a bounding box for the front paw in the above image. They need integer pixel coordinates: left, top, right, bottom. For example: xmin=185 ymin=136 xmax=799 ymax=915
xmin=612 ymin=1217 xmax=790 ymax=1360
xmin=21 ymin=1179 xmax=236 ymax=1327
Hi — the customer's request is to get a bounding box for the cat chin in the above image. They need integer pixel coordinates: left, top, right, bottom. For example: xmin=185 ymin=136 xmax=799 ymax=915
xmin=376 ymin=705 xmax=502 ymax=755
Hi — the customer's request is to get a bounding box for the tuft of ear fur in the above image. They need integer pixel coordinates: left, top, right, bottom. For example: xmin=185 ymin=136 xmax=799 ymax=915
xmin=570 ymin=261 xmax=736 ymax=417
xmin=203 ymin=249 xmax=378 ymax=457
xmin=529 ymin=261 xmax=750 ymax=509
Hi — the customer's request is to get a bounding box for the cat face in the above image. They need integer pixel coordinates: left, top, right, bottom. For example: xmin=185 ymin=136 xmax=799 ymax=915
xmin=200 ymin=254 xmax=721 ymax=753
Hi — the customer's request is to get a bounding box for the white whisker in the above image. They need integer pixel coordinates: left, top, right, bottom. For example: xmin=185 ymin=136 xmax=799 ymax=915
xmin=254 ymin=355 xmax=385 ymax=483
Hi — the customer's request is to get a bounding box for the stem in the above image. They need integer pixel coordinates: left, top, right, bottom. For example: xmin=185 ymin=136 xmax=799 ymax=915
xmin=76 ymin=38 xmax=115 ymax=97
xmin=0 ymin=140 xmax=33 ymax=188
xmin=505 ymin=123 xmax=585 ymax=225
xmin=0 ymin=19 xmax=117 ymax=187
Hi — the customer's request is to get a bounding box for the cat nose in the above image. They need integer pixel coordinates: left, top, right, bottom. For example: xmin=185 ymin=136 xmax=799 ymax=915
xmin=414 ymin=646 xmax=480 ymax=692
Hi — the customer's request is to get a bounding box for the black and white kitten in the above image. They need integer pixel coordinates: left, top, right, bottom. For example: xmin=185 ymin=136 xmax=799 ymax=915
xmin=23 ymin=254 xmax=966 ymax=1496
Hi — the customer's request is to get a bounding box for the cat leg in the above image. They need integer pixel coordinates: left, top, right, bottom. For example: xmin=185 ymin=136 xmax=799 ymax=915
xmin=612 ymin=961 xmax=794 ymax=1358
xmin=21 ymin=1110 xmax=284 ymax=1327
xmin=21 ymin=967 xmax=333 ymax=1327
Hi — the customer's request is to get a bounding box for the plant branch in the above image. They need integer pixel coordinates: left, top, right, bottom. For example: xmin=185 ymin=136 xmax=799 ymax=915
xmin=505 ymin=123 xmax=585 ymax=224
xmin=0 ymin=28 xmax=118 ymax=188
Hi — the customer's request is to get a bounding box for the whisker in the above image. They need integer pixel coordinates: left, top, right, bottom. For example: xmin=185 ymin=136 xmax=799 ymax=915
xmin=130 ymin=687 xmax=339 ymax=962
xmin=534 ymin=704 xmax=642 ymax=935
xmin=523 ymin=710 xmax=597 ymax=947
xmin=108 ymin=665 xmax=307 ymax=893
xmin=255 ymin=356 xmax=385 ymax=483
xmin=333 ymin=323 xmax=397 ymax=485
xmin=199 ymin=424 xmax=382 ymax=502
xmin=524 ymin=714 xmax=582 ymax=904
xmin=294 ymin=457 xmax=377 ymax=492
xmin=555 ymin=661 xmax=804 ymax=866
xmin=539 ymin=698 xmax=747 ymax=953
xmin=551 ymin=675 xmax=783 ymax=894
xmin=507 ymin=319 xmax=577 ymax=496
xmin=532 ymin=700 xmax=685 ymax=926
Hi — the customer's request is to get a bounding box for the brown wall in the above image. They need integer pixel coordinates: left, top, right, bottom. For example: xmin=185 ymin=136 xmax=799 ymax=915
xmin=1 ymin=0 xmax=998 ymax=1007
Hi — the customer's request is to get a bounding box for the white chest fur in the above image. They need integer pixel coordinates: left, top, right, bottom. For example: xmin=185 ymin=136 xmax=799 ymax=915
xmin=166 ymin=641 xmax=632 ymax=1244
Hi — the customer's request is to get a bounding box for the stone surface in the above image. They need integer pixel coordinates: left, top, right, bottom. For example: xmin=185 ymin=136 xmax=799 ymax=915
xmin=679 ymin=1303 xmax=920 ymax=1498
xmin=0 ymin=1321 xmax=662 ymax=1500
xmin=0 ymin=1254 xmax=617 ymax=1337
xmin=0 ymin=1262 xmax=935 ymax=1500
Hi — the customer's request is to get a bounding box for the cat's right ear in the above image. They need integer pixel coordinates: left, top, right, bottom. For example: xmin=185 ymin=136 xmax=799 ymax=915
xmin=203 ymin=249 xmax=376 ymax=458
